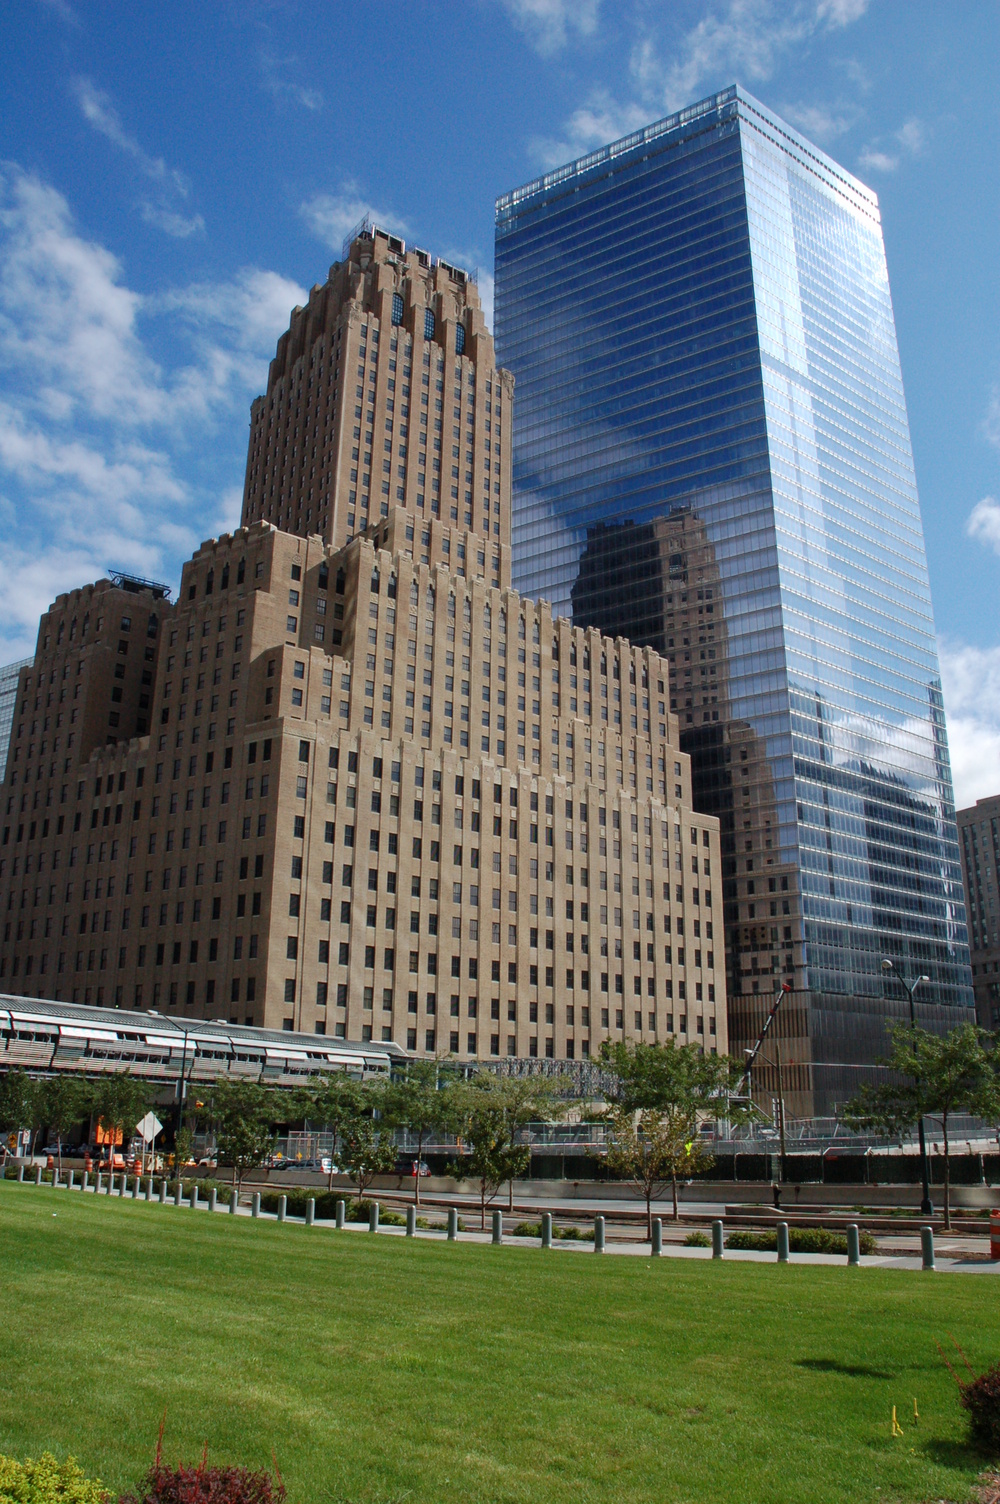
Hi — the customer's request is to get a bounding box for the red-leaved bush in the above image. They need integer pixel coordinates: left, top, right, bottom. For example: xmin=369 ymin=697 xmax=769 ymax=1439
xmin=120 ymin=1422 xmax=284 ymax=1504
xmin=960 ymin=1362 xmax=1000 ymax=1455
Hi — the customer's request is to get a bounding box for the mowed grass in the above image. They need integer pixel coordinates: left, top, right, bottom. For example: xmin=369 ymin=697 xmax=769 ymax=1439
xmin=0 ymin=1185 xmax=996 ymax=1504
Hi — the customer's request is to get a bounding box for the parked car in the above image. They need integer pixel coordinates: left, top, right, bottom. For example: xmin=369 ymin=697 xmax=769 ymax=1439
xmin=395 ymin=1159 xmax=430 ymax=1178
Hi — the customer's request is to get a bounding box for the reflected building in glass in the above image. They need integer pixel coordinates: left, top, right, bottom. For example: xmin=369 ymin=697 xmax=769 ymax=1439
xmin=494 ymin=85 xmax=972 ymax=1114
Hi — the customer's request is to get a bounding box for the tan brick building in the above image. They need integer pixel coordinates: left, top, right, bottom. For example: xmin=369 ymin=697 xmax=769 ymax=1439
xmin=0 ymin=227 xmax=727 ymax=1062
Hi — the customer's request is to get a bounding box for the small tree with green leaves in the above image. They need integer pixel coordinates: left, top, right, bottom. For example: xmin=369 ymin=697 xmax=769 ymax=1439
xmin=382 ymin=1058 xmax=459 ymax=1204
xmin=603 ymin=1106 xmax=714 ymax=1233
xmin=597 ymin=1040 xmax=754 ymax=1221
xmin=37 ymin=1075 xmax=92 ymax=1171
xmin=307 ymin=1074 xmax=369 ymax=1189
xmin=0 ymin=1069 xmax=36 ymax=1160
xmin=91 ymin=1072 xmax=151 ymax=1171
xmin=209 ymin=1078 xmax=277 ymax=1191
xmin=842 ymin=1021 xmax=1000 ymax=1228
xmin=451 ymin=1073 xmax=571 ymax=1228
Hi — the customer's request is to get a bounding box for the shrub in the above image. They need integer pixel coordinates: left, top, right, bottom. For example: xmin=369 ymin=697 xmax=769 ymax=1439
xmin=960 ymin=1362 xmax=1000 ymax=1453
xmin=684 ymin=1231 xmax=711 ymax=1247
xmin=725 ymin=1227 xmax=877 ymax=1256
xmin=120 ymin=1458 xmax=284 ymax=1504
xmin=508 ymin=1219 xmax=592 ymax=1241
xmin=512 ymin=1221 xmax=541 ymax=1238
xmin=0 ymin=1452 xmax=109 ymax=1504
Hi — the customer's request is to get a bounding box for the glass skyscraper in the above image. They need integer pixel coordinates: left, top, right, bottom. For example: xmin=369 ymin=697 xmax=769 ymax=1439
xmin=494 ymin=85 xmax=972 ymax=1114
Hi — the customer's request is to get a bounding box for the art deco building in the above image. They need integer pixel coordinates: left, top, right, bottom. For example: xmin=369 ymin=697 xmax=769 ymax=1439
xmin=495 ymin=85 xmax=971 ymax=1110
xmin=0 ymin=226 xmax=726 ymax=1064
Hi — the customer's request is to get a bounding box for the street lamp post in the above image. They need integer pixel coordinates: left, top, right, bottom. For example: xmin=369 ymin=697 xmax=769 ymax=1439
xmin=882 ymin=959 xmax=933 ymax=1217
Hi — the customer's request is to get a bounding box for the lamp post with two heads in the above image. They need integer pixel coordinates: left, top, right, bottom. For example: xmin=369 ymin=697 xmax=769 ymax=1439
xmin=881 ymin=958 xmax=933 ymax=1217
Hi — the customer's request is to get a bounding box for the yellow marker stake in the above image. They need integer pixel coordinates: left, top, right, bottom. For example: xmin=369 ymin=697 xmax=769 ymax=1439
xmin=891 ymin=1407 xmax=904 ymax=1437
xmin=913 ymin=1397 xmax=919 ymax=1424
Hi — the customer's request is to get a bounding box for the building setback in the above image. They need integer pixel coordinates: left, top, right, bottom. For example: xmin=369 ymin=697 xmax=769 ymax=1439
xmin=0 ymin=227 xmax=725 ymax=1064
xmin=957 ymin=797 xmax=1000 ymax=1029
xmin=494 ymin=84 xmax=972 ymax=1112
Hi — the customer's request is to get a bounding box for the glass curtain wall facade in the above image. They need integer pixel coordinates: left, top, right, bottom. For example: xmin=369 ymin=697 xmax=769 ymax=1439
xmin=0 ymin=657 xmax=32 ymax=784
xmin=495 ymin=85 xmax=972 ymax=1114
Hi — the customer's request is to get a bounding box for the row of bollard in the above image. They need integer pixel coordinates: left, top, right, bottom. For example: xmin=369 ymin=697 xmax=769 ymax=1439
xmin=19 ymin=1171 xmax=940 ymax=1266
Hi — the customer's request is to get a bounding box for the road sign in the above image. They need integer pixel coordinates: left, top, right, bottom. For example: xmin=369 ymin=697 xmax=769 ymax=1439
xmin=136 ymin=1112 xmax=163 ymax=1142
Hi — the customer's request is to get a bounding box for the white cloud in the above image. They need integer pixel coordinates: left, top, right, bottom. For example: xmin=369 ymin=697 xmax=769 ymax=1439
xmin=259 ymin=55 xmax=323 ymax=112
xmin=0 ymin=164 xmax=305 ymax=658
xmin=73 ymin=78 xmax=189 ymax=195
xmin=985 ymin=387 xmax=1000 ymax=449
xmin=300 ymin=183 xmax=408 ymax=251
xmin=858 ymin=147 xmax=898 ymax=173
xmin=939 ymin=641 xmax=1000 ymax=808
xmin=859 ymin=115 xmax=927 ymax=175
xmin=780 ymin=100 xmax=857 ymax=141
xmin=633 ymin=0 xmax=869 ymax=117
xmin=140 ymin=203 xmax=205 ymax=239
xmin=966 ymin=496 xmax=1000 ymax=556
xmin=496 ymin=0 xmax=600 ymax=55
xmin=72 ymin=77 xmax=204 ymax=238
xmin=531 ymin=91 xmax=649 ymax=167
xmin=535 ymin=0 xmax=870 ymax=169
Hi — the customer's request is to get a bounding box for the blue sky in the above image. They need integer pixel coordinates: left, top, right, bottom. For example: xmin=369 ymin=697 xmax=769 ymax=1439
xmin=1 ymin=0 xmax=998 ymax=802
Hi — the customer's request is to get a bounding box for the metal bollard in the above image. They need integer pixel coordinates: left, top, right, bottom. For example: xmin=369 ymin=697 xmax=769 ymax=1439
xmin=67 ymin=1170 xmax=75 ymax=1190
xmin=921 ymin=1225 xmax=936 ymax=1270
xmin=406 ymin=1204 xmax=415 ymax=1237
xmin=95 ymin=1171 xmax=103 ymax=1194
xmin=81 ymin=1171 xmax=89 ymax=1193
xmin=209 ymin=1185 xmax=217 ymax=1213
xmin=541 ymin=1212 xmax=552 ymax=1249
xmin=278 ymin=1195 xmax=287 ymax=1223
xmin=17 ymin=1164 xmax=24 ymax=1183
xmin=34 ymin=1165 xmax=43 ymax=1186
xmin=191 ymin=1184 xmax=199 ymax=1210
xmin=336 ymin=1199 xmax=346 ymax=1229
xmin=447 ymin=1206 xmax=458 ymax=1241
xmin=229 ymin=1189 xmax=238 ymax=1215
xmin=777 ymin=1223 xmax=789 ymax=1263
xmin=174 ymin=1182 xmax=182 ymax=1207
xmin=132 ymin=1176 xmax=140 ymax=1199
xmin=159 ymin=1180 xmax=168 ymax=1204
xmin=52 ymin=1168 xmax=60 ymax=1188
xmin=110 ymin=1173 xmax=118 ymax=1195
xmin=492 ymin=1209 xmax=503 ymax=1246
xmin=145 ymin=1177 xmax=153 ymax=1201
xmin=712 ymin=1221 xmax=724 ymax=1259
xmin=251 ymin=1192 xmax=261 ymax=1219
xmin=306 ymin=1198 xmax=315 ymax=1227
xmin=847 ymin=1224 xmax=861 ymax=1267
xmin=594 ymin=1215 xmax=605 ymax=1253
xmin=369 ymin=1201 xmax=379 ymax=1233
xmin=651 ymin=1219 xmax=662 ymax=1256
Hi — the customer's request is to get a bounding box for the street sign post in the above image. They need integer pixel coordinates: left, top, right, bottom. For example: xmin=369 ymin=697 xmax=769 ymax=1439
xmin=136 ymin=1112 xmax=163 ymax=1175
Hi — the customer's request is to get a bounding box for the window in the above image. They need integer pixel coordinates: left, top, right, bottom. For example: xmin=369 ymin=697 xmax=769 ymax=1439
xmin=424 ymin=309 xmax=435 ymax=340
xmin=391 ymin=292 xmax=404 ymax=326
xmin=455 ymin=323 xmax=466 ymax=355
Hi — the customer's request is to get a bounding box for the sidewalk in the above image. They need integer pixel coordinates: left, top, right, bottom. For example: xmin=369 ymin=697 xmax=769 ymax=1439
xmin=31 ymin=1178 xmax=1000 ymax=1275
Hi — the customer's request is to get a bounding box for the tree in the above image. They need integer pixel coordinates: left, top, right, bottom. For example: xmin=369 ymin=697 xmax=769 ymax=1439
xmin=603 ymin=1107 xmax=714 ymax=1234
xmin=210 ymin=1078 xmax=277 ymax=1191
xmin=382 ymin=1059 xmax=458 ymax=1205
xmin=37 ymin=1075 xmax=92 ymax=1171
xmin=91 ymin=1073 xmax=151 ymax=1171
xmin=842 ymin=1021 xmax=1000 ymax=1229
xmin=451 ymin=1073 xmax=571 ymax=1229
xmin=339 ymin=1116 xmax=398 ymax=1203
xmin=0 ymin=1069 xmax=36 ymax=1160
xmin=307 ymin=1074 xmax=368 ymax=1190
xmin=596 ymin=1040 xmax=755 ymax=1222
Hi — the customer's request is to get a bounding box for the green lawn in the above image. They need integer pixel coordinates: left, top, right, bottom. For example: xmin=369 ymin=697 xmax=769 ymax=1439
xmin=0 ymin=1183 xmax=996 ymax=1504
